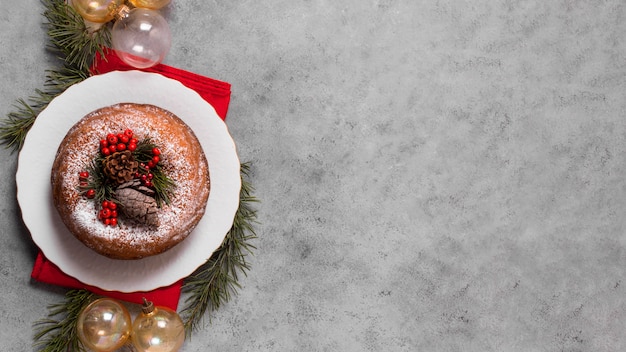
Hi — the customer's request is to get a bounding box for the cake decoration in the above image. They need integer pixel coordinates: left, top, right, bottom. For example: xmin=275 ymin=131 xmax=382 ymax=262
xmin=78 ymin=128 xmax=174 ymax=228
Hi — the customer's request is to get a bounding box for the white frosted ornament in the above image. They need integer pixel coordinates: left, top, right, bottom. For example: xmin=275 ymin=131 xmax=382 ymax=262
xmin=111 ymin=6 xmax=171 ymax=69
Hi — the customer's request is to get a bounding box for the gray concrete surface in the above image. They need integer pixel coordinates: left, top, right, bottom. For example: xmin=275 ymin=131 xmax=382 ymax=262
xmin=1 ymin=0 xmax=626 ymax=351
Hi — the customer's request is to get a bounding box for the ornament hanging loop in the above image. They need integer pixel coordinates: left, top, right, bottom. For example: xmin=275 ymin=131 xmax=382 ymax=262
xmin=141 ymin=297 xmax=155 ymax=314
xmin=115 ymin=4 xmax=132 ymax=22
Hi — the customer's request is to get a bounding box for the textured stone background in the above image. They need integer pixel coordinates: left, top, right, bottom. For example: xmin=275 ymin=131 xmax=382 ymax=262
xmin=1 ymin=1 xmax=626 ymax=351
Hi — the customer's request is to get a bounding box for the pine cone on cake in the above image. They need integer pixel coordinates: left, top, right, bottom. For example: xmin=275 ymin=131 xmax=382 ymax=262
xmin=114 ymin=180 xmax=160 ymax=227
xmin=103 ymin=150 xmax=139 ymax=185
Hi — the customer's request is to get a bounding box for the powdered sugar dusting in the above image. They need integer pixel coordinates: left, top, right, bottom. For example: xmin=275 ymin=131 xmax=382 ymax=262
xmin=52 ymin=103 xmax=210 ymax=259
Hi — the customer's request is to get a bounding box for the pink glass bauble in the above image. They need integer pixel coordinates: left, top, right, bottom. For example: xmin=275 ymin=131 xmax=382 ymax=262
xmin=76 ymin=298 xmax=132 ymax=352
xmin=128 ymin=0 xmax=172 ymax=10
xmin=111 ymin=8 xmax=171 ymax=69
xmin=72 ymin=0 xmax=122 ymax=23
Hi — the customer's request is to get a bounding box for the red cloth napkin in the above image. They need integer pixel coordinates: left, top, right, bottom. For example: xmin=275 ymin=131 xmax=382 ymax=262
xmin=91 ymin=50 xmax=231 ymax=119
xmin=31 ymin=49 xmax=232 ymax=310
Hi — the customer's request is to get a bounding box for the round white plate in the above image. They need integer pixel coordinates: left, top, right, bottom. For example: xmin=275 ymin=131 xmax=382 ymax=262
xmin=16 ymin=70 xmax=241 ymax=292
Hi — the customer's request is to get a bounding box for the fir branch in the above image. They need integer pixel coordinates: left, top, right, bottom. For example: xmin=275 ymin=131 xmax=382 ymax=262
xmin=133 ymin=137 xmax=158 ymax=162
xmin=181 ymin=162 xmax=258 ymax=335
xmin=150 ymin=169 xmax=176 ymax=206
xmin=0 ymin=100 xmax=38 ymax=151
xmin=42 ymin=0 xmax=111 ymax=72
xmin=45 ymin=66 xmax=90 ymax=92
xmin=83 ymin=158 xmax=115 ymax=204
xmin=134 ymin=137 xmax=176 ymax=206
xmin=0 ymin=1 xmax=105 ymax=152
xmin=0 ymin=65 xmax=89 ymax=152
xmin=33 ymin=290 xmax=93 ymax=352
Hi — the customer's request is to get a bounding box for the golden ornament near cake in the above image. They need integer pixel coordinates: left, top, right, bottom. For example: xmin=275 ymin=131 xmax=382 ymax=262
xmin=51 ymin=103 xmax=210 ymax=260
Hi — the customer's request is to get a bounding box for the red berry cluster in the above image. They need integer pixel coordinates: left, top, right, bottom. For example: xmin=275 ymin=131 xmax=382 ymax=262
xmin=146 ymin=147 xmax=161 ymax=169
xmin=79 ymin=171 xmax=96 ymax=199
xmin=98 ymin=200 xmax=118 ymax=226
xmin=137 ymin=147 xmax=161 ymax=187
xmin=100 ymin=129 xmax=137 ymax=156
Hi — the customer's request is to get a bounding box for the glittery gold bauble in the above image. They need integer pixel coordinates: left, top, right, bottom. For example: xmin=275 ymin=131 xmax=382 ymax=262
xmin=131 ymin=298 xmax=185 ymax=352
xmin=76 ymin=298 xmax=132 ymax=352
xmin=128 ymin=0 xmax=171 ymax=10
xmin=72 ymin=0 xmax=123 ymax=23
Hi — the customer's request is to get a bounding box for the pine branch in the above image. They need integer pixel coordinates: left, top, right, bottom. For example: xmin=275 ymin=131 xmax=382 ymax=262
xmin=133 ymin=137 xmax=176 ymax=206
xmin=45 ymin=66 xmax=90 ymax=92
xmin=0 ymin=100 xmax=38 ymax=151
xmin=33 ymin=290 xmax=93 ymax=352
xmin=0 ymin=1 xmax=105 ymax=152
xmin=181 ymin=162 xmax=258 ymax=335
xmin=82 ymin=158 xmax=116 ymax=204
xmin=0 ymin=65 xmax=89 ymax=151
xmin=42 ymin=0 xmax=111 ymax=72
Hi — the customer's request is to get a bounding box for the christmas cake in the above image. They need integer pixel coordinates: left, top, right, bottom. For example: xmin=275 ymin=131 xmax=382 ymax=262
xmin=51 ymin=103 xmax=210 ymax=259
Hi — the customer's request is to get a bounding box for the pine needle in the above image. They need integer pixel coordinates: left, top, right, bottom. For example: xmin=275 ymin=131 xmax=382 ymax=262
xmin=33 ymin=290 xmax=93 ymax=352
xmin=42 ymin=0 xmax=111 ymax=72
xmin=0 ymin=100 xmax=37 ymax=151
xmin=0 ymin=0 xmax=107 ymax=152
xmin=181 ymin=162 xmax=258 ymax=335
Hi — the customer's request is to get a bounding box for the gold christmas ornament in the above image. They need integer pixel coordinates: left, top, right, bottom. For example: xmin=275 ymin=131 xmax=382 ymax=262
xmin=76 ymin=298 xmax=132 ymax=352
xmin=128 ymin=0 xmax=172 ymax=10
xmin=71 ymin=0 xmax=123 ymax=23
xmin=131 ymin=298 xmax=185 ymax=352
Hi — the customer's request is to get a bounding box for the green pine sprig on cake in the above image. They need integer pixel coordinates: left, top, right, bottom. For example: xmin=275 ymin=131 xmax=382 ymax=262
xmin=5 ymin=1 xmax=258 ymax=350
xmin=81 ymin=158 xmax=115 ymax=205
xmin=132 ymin=137 xmax=175 ymax=206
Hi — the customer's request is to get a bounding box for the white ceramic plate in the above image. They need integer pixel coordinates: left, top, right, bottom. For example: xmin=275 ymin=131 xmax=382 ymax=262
xmin=16 ymin=70 xmax=241 ymax=292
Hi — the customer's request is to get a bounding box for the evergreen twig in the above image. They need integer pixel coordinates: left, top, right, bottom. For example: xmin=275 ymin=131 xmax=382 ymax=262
xmin=0 ymin=100 xmax=38 ymax=151
xmin=181 ymin=163 xmax=258 ymax=335
xmin=42 ymin=0 xmax=111 ymax=72
xmin=134 ymin=137 xmax=176 ymax=206
xmin=33 ymin=290 xmax=93 ymax=352
xmin=0 ymin=1 xmax=108 ymax=152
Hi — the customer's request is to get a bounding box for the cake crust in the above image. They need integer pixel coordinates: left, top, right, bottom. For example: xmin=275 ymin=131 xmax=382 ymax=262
xmin=51 ymin=103 xmax=210 ymax=260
